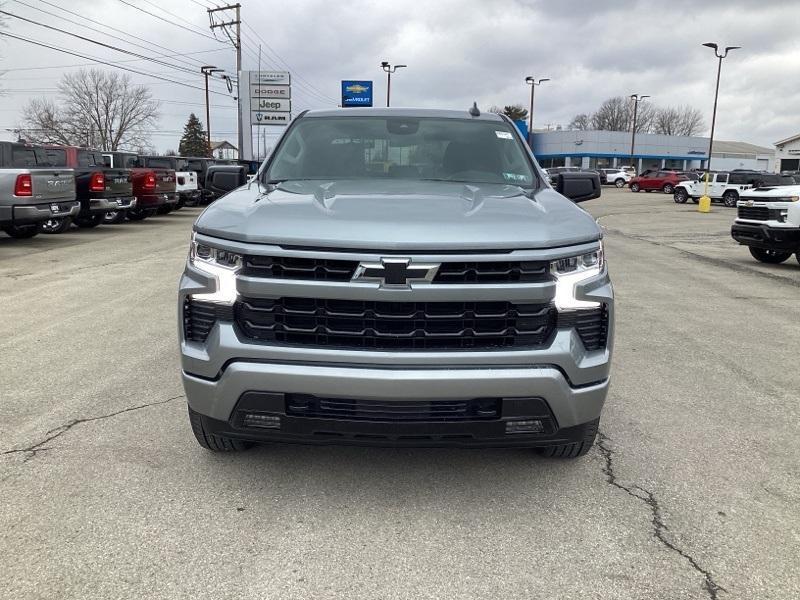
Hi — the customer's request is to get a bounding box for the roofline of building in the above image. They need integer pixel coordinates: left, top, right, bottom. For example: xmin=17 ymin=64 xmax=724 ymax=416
xmin=774 ymin=133 xmax=800 ymax=146
xmin=534 ymin=152 xmax=708 ymax=161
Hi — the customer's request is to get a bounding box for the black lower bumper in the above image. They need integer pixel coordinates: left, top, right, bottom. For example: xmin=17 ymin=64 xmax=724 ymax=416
xmin=194 ymin=392 xmax=598 ymax=449
xmin=732 ymin=223 xmax=800 ymax=251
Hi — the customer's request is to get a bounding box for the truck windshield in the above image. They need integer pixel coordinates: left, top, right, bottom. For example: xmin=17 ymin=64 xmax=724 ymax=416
xmin=266 ymin=116 xmax=536 ymax=187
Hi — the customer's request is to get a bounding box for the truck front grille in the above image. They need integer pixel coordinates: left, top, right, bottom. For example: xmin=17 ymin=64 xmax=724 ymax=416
xmin=285 ymin=395 xmax=500 ymax=421
xmin=235 ymin=297 xmax=557 ymax=350
xmin=737 ymin=206 xmax=770 ymax=221
xmin=242 ymin=255 xmax=550 ymax=284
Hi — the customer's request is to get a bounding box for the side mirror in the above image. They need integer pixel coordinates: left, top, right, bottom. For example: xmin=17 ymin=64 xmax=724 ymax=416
xmin=555 ymin=172 xmax=601 ymax=203
xmin=206 ymin=165 xmax=247 ymax=198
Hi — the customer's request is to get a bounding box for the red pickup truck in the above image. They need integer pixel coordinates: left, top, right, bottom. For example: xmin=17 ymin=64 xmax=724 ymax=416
xmin=103 ymin=152 xmax=177 ymax=221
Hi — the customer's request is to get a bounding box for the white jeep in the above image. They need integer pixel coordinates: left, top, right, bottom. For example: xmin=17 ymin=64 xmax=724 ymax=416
xmin=674 ymin=171 xmax=796 ymax=208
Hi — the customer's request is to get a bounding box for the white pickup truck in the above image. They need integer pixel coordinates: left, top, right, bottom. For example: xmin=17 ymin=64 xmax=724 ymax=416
xmin=673 ymin=171 xmax=795 ymax=207
xmin=731 ymin=185 xmax=800 ymax=264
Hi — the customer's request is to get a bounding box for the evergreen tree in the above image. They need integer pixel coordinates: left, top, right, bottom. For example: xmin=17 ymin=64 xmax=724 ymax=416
xmin=178 ymin=113 xmax=209 ymax=157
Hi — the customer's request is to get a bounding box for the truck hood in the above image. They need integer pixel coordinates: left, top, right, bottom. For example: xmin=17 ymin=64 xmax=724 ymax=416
xmin=193 ymin=179 xmax=601 ymax=250
xmin=742 ymin=185 xmax=800 ymax=197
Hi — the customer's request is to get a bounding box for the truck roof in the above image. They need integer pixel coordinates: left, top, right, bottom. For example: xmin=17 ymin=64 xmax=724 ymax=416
xmin=301 ymin=107 xmax=506 ymax=122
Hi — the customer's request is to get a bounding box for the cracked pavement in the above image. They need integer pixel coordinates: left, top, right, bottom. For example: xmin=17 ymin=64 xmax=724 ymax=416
xmin=1 ymin=192 xmax=798 ymax=599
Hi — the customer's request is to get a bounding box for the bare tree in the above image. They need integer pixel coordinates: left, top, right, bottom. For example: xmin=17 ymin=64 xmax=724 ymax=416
xmin=590 ymin=97 xmax=630 ymax=131
xmin=568 ymin=113 xmax=591 ymax=130
xmin=20 ymin=69 xmax=159 ymax=150
xmin=654 ymin=105 xmax=705 ymax=136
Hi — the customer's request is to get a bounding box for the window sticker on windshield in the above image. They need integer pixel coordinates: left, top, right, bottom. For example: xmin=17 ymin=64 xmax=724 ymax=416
xmin=495 ymin=131 xmax=513 ymax=139
xmin=504 ymin=173 xmax=528 ymax=182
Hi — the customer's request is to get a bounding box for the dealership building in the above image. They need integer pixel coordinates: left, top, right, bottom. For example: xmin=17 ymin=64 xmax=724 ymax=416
xmin=774 ymin=133 xmax=800 ymax=172
xmin=531 ymin=129 xmax=775 ymax=173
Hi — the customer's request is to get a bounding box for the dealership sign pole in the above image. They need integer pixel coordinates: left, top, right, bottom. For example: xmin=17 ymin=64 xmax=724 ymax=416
xmin=239 ymin=70 xmax=291 ymax=161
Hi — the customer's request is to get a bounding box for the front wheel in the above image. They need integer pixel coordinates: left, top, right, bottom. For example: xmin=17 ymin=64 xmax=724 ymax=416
xmin=749 ymin=247 xmax=792 ymax=264
xmin=39 ymin=217 xmax=72 ymax=234
xmin=662 ymin=183 xmax=674 ymax=194
xmin=673 ymin=189 xmax=688 ymax=203
xmin=614 ymin=178 xmax=626 ymax=188
xmin=2 ymin=224 xmax=39 ymax=239
xmin=189 ymin=407 xmax=253 ymax=452
xmin=722 ymin=191 xmax=739 ymax=208
xmin=630 ymin=183 xmax=640 ymax=192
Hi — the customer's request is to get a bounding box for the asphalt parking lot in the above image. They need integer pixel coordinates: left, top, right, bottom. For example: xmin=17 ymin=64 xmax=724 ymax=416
xmin=1 ymin=188 xmax=798 ymax=600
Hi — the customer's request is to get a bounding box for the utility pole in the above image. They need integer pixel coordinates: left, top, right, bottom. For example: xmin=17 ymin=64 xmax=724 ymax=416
xmin=208 ymin=4 xmax=242 ymax=158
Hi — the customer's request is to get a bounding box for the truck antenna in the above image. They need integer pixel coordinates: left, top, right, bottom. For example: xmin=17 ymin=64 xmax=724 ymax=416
xmin=469 ymin=102 xmax=480 ymax=117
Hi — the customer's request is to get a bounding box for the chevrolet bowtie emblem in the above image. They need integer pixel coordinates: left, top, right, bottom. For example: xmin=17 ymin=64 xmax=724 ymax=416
xmin=352 ymin=258 xmax=440 ymax=287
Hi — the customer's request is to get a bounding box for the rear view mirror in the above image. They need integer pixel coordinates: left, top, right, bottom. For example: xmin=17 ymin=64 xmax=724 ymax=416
xmin=555 ymin=172 xmax=602 ymax=203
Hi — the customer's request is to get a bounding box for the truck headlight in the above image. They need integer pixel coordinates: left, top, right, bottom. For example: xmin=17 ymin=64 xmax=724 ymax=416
xmin=188 ymin=234 xmax=242 ymax=304
xmin=551 ymin=243 xmax=603 ymax=310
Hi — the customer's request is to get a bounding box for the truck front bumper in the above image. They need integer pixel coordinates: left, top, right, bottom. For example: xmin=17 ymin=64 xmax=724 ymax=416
xmin=0 ymin=200 xmax=81 ymax=226
xmin=183 ymin=363 xmax=608 ymax=448
xmin=731 ymin=222 xmax=800 ymax=251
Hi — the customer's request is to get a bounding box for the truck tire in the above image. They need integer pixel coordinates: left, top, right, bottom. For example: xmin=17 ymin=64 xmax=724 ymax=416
xmin=662 ymin=183 xmax=674 ymax=194
xmin=630 ymin=183 xmax=640 ymax=192
xmin=188 ymin=407 xmax=253 ymax=452
xmin=722 ymin=191 xmax=739 ymax=208
xmin=614 ymin=178 xmax=626 ymax=188
xmin=673 ymin=189 xmax=689 ymax=203
xmin=2 ymin=224 xmax=39 ymax=239
xmin=74 ymin=214 xmax=104 ymax=228
xmin=749 ymin=247 xmax=792 ymax=264
xmin=536 ymin=419 xmax=598 ymax=459
xmin=39 ymin=217 xmax=72 ymax=234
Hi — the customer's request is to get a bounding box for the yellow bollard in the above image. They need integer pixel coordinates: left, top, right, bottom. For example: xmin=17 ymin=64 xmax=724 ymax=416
xmin=697 ymin=171 xmax=712 ymax=213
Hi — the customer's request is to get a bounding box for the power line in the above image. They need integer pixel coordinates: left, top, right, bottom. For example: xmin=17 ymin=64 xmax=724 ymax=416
xmin=0 ymin=31 xmax=231 ymax=96
xmin=11 ymin=0 xmax=220 ymax=73
xmin=115 ymin=0 xmax=226 ymax=43
xmin=0 ymin=48 xmax=230 ymax=72
xmin=0 ymin=9 xmax=230 ymax=83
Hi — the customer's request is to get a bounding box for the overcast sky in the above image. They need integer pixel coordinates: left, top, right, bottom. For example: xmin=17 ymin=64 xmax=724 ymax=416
xmin=1 ymin=0 xmax=798 ymax=153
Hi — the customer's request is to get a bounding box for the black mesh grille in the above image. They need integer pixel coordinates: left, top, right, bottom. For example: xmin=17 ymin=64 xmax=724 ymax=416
xmin=558 ymin=306 xmax=609 ymax=351
xmin=737 ymin=206 xmax=770 ymax=221
xmin=285 ymin=395 xmax=500 ymax=421
xmin=242 ymin=255 xmax=550 ymax=284
xmin=433 ymin=261 xmax=549 ymax=283
xmin=235 ymin=297 xmax=557 ymax=350
xmin=183 ymin=299 xmax=233 ymax=342
xmin=243 ymin=256 xmax=356 ymax=281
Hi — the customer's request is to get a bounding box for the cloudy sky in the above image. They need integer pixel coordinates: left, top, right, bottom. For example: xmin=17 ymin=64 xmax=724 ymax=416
xmin=1 ymin=0 xmax=798 ymax=154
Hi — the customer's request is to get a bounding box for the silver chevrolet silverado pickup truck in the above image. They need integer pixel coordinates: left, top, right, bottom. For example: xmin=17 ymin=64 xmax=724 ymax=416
xmin=179 ymin=107 xmax=613 ymax=458
xmin=0 ymin=142 xmax=78 ymax=238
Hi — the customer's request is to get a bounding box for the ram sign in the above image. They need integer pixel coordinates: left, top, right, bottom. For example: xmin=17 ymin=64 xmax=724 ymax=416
xmin=239 ymin=70 xmax=293 ymax=160
xmin=341 ymin=80 xmax=373 ymax=107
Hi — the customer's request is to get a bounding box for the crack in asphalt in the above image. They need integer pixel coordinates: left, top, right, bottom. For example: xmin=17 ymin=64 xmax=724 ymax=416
xmin=1 ymin=394 xmax=185 ymax=463
xmin=596 ymin=432 xmax=726 ymax=599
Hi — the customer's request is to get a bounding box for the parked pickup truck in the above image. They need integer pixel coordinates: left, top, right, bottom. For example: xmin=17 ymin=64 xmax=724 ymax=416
xmin=103 ymin=152 xmax=177 ymax=221
xmin=40 ymin=146 xmax=134 ymax=232
xmin=179 ymin=107 xmax=611 ymax=459
xmin=674 ymin=171 xmax=796 ymax=207
xmin=0 ymin=142 xmax=78 ymax=238
xmin=731 ymin=185 xmax=800 ymax=265
xmin=139 ymin=155 xmax=199 ymax=209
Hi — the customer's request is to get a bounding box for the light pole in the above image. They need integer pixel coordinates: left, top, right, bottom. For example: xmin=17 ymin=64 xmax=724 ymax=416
xmin=698 ymin=42 xmax=740 ymax=212
xmin=380 ymin=61 xmax=406 ymax=107
xmin=524 ymin=76 xmax=549 ymax=146
xmin=629 ymin=94 xmax=649 ymax=174
xmin=201 ymin=65 xmax=223 ymax=156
